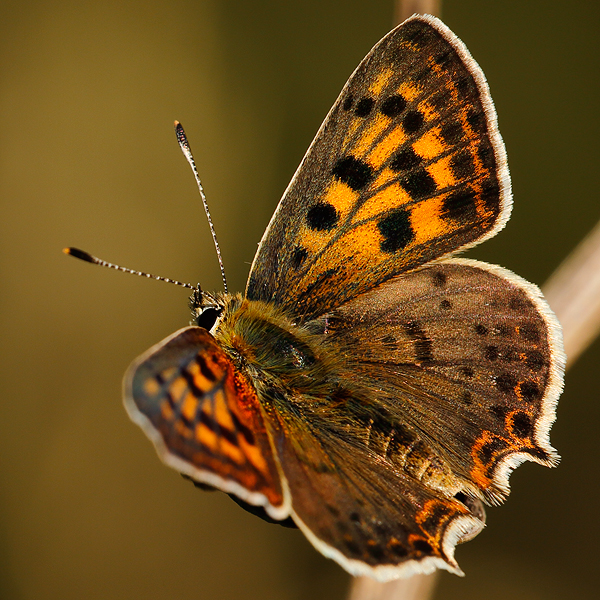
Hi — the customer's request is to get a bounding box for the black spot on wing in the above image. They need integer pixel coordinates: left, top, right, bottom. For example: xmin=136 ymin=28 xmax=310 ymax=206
xmin=430 ymin=89 xmax=451 ymax=112
xmin=519 ymin=324 xmax=541 ymax=343
xmin=461 ymin=366 xmax=474 ymax=378
xmin=306 ymin=202 xmax=339 ymax=231
xmin=403 ymin=109 xmax=424 ymax=134
xmin=519 ymin=381 xmax=540 ymax=402
xmin=344 ymin=539 xmax=362 ymax=557
xmin=511 ymin=412 xmax=533 ymax=438
xmin=456 ymin=76 xmax=473 ymax=97
xmin=440 ymin=122 xmax=463 ymax=145
xmin=432 ymin=271 xmax=446 ymax=287
xmin=291 ymin=246 xmax=308 ymax=269
xmin=412 ymin=539 xmax=433 ymax=554
xmin=467 ymin=108 xmax=487 ymax=133
xmin=526 ymin=350 xmax=545 ymax=372
xmin=441 ymin=188 xmax=477 ymax=220
xmin=479 ymin=437 xmax=505 ymax=464
xmin=404 ymin=320 xmax=433 ymax=363
xmin=402 ymin=19 xmax=437 ymax=48
xmin=401 ymin=168 xmax=436 ymax=198
xmin=332 ymin=156 xmax=374 ymax=191
xmin=355 ymin=97 xmax=374 ymax=117
xmin=481 ymin=180 xmax=501 ymax=211
xmin=496 ymin=372 xmax=517 ymax=394
xmin=477 ymin=143 xmax=495 ymax=171
xmin=390 ymin=147 xmax=421 ymax=171
xmin=433 ymin=49 xmax=453 ymax=68
xmin=377 ymin=208 xmax=414 ymax=253
xmin=450 ymin=150 xmax=475 ymax=180
xmin=491 ymin=404 xmax=508 ymax=419
xmin=366 ymin=543 xmax=386 ymax=561
xmin=389 ymin=540 xmax=408 ymax=557
xmin=484 ymin=345 xmax=499 ymax=361
xmin=475 ymin=324 xmax=488 ymax=335
xmin=380 ymin=94 xmax=406 ymax=117
xmin=509 ymin=295 xmax=527 ymax=310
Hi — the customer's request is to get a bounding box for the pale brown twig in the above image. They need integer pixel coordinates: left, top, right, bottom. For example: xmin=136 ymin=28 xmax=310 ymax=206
xmin=541 ymin=220 xmax=600 ymax=365
xmin=394 ymin=0 xmax=440 ymax=24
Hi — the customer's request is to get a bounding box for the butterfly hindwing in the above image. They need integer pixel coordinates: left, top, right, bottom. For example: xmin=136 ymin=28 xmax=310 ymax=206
xmin=264 ymin=381 xmax=485 ymax=579
xmin=123 ymin=326 xmax=289 ymax=518
xmin=247 ymin=15 xmax=511 ymax=320
xmin=317 ymin=259 xmax=563 ymax=503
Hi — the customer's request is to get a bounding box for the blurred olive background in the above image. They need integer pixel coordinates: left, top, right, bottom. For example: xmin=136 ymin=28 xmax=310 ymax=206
xmin=1 ymin=1 xmax=598 ymax=598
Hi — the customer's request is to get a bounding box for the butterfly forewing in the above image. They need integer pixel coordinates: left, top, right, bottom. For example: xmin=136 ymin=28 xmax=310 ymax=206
xmin=123 ymin=327 xmax=288 ymax=518
xmin=247 ymin=15 xmax=510 ymax=320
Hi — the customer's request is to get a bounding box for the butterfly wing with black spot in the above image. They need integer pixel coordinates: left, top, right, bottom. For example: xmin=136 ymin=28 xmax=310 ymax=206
xmin=317 ymin=259 xmax=564 ymax=504
xmin=123 ymin=326 xmax=289 ymax=519
xmin=264 ymin=379 xmax=485 ymax=580
xmin=246 ymin=15 xmax=510 ymax=320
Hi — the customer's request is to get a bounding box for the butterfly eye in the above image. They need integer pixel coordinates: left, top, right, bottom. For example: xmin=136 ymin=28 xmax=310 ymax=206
xmin=194 ymin=305 xmax=221 ymax=331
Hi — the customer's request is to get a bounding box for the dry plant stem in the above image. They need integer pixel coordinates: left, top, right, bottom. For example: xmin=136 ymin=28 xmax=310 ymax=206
xmin=347 ymin=570 xmax=438 ymax=600
xmin=541 ymin=219 xmax=600 ymax=365
xmin=395 ymin=0 xmax=440 ymax=23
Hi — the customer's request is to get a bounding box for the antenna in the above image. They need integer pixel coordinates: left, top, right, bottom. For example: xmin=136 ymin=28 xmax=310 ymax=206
xmin=174 ymin=121 xmax=228 ymax=294
xmin=63 ymin=247 xmax=196 ymax=290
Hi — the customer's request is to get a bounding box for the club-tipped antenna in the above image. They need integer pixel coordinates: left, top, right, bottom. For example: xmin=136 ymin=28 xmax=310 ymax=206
xmin=63 ymin=247 xmax=196 ymax=290
xmin=175 ymin=121 xmax=228 ymax=294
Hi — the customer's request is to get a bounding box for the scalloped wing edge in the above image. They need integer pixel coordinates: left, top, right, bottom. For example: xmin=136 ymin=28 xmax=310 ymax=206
xmin=436 ymin=257 xmax=565 ymax=501
xmin=292 ymin=510 xmax=484 ymax=580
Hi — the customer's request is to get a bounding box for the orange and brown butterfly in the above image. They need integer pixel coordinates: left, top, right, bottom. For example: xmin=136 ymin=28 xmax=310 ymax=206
xmin=67 ymin=15 xmax=564 ymax=580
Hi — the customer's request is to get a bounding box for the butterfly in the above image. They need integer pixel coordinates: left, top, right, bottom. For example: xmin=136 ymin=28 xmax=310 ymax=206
xmin=73 ymin=14 xmax=565 ymax=580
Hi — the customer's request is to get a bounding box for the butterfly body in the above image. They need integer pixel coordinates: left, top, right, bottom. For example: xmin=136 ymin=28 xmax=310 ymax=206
xmin=121 ymin=15 xmax=564 ymax=580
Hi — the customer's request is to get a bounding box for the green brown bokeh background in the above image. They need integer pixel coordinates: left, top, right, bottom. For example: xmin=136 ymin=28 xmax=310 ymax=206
xmin=1 ymin=1 xmax=598 ymax=598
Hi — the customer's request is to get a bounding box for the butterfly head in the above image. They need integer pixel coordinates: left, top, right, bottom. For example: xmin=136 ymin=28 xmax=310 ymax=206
xmin=189 ymin=285 xmax=224 ymax=331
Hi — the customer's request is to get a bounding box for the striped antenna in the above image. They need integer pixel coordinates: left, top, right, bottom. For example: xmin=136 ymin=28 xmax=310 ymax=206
xmin=175 ymin=121 xmax=228 ymax=294
xmin=63 ymin=247 xmax=195 ymax=290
